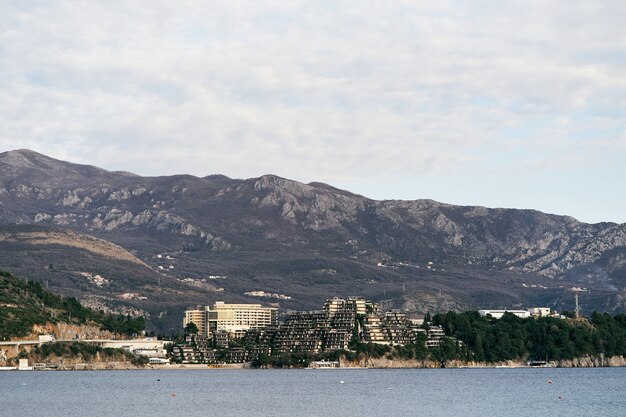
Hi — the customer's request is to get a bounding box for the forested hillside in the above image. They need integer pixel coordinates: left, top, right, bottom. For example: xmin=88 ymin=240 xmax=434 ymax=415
xmin=431 ymin=311 xmax=626 ymax=363
xmin=0 ymin=271 xmax=144 ymax=340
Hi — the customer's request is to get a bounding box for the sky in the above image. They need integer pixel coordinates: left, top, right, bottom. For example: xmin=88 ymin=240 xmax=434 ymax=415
xmin=1 ymin=1 xmax=625 ymax=224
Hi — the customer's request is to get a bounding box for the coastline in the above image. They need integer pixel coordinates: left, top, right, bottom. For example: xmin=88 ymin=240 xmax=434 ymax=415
xmin=0 ymin=362 xmax=249 ymax=371
xmin=3 ymin=355 xmax=624 ymax=371
xmin=339 ymin=354 xmax=626 ymax=369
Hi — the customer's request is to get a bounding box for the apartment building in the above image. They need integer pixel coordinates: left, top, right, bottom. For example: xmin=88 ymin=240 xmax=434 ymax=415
xmin=324 ymin=297 xmax=367 ymax=318
xmin=362 ymin=315 xmax=389 ymax=344
xmin=183 ymin=301 xmax=277 ymax=339
xmin=208 ymin=301 xmax=277 ymax=338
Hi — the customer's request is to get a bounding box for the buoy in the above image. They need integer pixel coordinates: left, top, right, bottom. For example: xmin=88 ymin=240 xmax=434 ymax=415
xmin=559 ymin=395 xmax=563 ymax=400
xmin=548 ymin=379 xmax=553 ymax=384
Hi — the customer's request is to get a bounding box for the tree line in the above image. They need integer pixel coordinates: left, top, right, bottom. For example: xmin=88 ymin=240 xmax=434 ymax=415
xmin=430 ymin=311 xmax=626 ymax=363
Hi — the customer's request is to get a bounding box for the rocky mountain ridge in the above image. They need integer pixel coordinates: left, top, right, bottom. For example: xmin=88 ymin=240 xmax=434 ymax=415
xmin=1 ymin=149 xmax=625 ymax=332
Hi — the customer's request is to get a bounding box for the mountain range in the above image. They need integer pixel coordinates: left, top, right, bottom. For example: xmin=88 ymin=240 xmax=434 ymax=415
xmin=1 ymin=149 xmax=625 ymax=333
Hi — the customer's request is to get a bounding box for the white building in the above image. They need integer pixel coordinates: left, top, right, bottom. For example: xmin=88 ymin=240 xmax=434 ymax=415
xmin=18 ymin=359 xmax=33 ymax=371
xmin=99 ymin=338 xmax=168 ymax=357
xmin=207 ymin=301 xmax=277 ymax=338
xmin=184 ymin=301 xmax=277 ymax=339
xmin=528 ymin=307 xmax=553 ymax=317
xmin=478 ymin=309 xmax=530 ymax=319
xmin=479 ymin=307 xmax=561 ymax=319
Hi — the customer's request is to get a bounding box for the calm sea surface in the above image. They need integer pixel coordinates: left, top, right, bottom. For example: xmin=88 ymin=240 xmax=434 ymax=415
xmin=1 ymin=367 xmax=625 ymax=417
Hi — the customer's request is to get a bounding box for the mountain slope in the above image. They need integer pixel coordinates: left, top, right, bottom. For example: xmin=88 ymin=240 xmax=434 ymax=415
xmin=1 ymin=149 xmax=625 ymax=332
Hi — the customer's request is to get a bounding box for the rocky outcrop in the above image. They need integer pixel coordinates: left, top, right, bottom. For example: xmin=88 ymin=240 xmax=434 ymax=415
xmin=30 ymin=322 xmax=116 ymax=341
xmin=557 ymin=355 xmax=626 ymax=367
xmin=343 ymin=356 xmax=440 ymax=368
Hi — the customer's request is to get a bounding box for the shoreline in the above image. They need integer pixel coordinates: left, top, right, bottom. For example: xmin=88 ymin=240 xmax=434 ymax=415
xmin=3 ymin=354 xmax=624 ymax=371
xmin=3 ymin=361 xmax=626 ymax=371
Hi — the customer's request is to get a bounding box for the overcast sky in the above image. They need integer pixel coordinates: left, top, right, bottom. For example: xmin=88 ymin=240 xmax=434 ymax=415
xmin=1 ymin=1 xmax=625 ymax=224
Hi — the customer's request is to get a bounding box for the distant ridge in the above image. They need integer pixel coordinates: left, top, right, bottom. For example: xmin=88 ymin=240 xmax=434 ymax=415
xmin=1 ymin=148 xmax=625 ymax=333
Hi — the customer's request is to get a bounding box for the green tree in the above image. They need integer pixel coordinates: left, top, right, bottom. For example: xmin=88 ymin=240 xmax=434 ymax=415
xmin=430 ymin=337 xmax=459 ymax=366
xmin=185 ymin=322 xmax=199 ymax=335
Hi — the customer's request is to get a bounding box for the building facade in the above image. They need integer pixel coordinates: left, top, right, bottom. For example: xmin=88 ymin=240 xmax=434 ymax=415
xmin=183 ymin=308 xmax=208 ymax=337
xmin=183 ymin=301 xmax=277 ymax=339
xmin=324 ymin=297 xmax=367 ymax=318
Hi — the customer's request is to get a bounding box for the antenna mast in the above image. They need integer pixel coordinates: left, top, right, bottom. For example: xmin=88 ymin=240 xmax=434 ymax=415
xmin=570 ymin=287 xmax=588 ymax=319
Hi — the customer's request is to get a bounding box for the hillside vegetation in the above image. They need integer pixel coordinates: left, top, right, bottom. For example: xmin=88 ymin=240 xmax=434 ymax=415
xmin=430 ymin=311 xmax=626 ymax=364
xmin=0 ymin=271 xmax=144 ymax=340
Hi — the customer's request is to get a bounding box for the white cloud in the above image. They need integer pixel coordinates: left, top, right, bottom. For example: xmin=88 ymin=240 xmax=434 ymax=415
xmin=1 ymin=1 xmax=625 ymax=221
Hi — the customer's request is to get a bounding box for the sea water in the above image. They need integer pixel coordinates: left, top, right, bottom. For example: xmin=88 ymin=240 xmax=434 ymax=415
xmin=1 ymin=367 xmax=625 ymax=417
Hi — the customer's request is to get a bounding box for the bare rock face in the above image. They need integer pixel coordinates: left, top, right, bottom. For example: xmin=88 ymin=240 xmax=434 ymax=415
xmin=253 ymin=174 xmax=366 ymax=231
xmin=61 ymin=191 xmax=81 ymax=207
